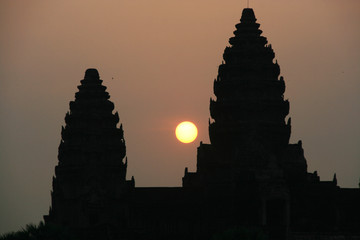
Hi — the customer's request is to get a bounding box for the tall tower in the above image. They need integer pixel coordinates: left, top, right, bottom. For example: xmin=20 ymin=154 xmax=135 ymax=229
xmin=210 ymin=8 xmax=290 ymax=155
xmin=45 ymin=69 xmax=134 ymax=236
xmin=184 ymin=8 xmax=292 ymax=185
xmin=183 ymin=9 xmax=295 ymax=238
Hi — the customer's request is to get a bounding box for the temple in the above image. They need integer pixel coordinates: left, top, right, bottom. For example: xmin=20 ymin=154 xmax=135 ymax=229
xmin=45 ymin=8 xmax=360 ymax=240
xmin=44 ymin=69 xmax=134 ymax=236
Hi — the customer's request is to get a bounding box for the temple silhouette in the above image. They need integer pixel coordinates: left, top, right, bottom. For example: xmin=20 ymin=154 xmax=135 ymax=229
xmin=44 ymin=8 xmax=360 ymax=240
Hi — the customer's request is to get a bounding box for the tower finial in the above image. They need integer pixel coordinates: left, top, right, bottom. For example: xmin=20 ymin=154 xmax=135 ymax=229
xmin=333 ymin=173 xmax=337 ymax=185
xmin=247 ymin=0 xmax=249 ymax=8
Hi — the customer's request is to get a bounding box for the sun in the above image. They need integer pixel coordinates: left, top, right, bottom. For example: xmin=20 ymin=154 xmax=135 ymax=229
xmin=175 ymin=121 xmax=198 ymax=144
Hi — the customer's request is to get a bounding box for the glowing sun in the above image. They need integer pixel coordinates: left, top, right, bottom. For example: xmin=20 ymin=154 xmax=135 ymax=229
xmin=175 ymin=121 xmax=198 ymax=144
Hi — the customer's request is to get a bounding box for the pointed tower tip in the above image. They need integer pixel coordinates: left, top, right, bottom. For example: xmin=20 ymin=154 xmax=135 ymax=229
xmin=241 ymin=8 xmax=256 ymax=22
xmin=84 ymin=68 xmax=100 ymax=80
xmin=333 ymin=173 xmax=337 ymax=185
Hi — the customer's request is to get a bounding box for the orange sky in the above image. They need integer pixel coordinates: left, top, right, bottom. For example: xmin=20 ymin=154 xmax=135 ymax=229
xmin=0 ymin=0 xmax=359 ymax=235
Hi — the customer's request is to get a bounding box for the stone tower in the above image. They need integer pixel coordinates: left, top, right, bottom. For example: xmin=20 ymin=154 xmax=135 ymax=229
xmin=183 ymin=8 xmax=298 ymax=239
xmin=184 ymin=8 xmax=297 ymax=185
xmin=209 ymin=8 xmax=290 ymax=153
xmin=44 ymin=69 xmax=134 ymax=236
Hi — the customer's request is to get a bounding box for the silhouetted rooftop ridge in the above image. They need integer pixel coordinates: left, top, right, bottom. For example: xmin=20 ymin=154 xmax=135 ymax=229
xmin=240 ymin=8 xmax=257 ymax=22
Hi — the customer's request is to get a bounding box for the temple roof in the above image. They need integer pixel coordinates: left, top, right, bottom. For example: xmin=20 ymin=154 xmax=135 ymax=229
xmin=209 ymin=8 xmax=290 ymax=151
xmin=240 ymin=8 xmax=257 ymax=22
xmin=84 ymin=68 xmax=100 ymax=80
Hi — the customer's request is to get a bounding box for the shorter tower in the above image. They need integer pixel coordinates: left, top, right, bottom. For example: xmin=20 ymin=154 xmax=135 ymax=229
xmin=44 ymin=69 xmax=134 ymax=237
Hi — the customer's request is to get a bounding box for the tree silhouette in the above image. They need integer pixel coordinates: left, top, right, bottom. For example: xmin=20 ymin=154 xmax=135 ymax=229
xmin=0 ymin=222 xmax=78 ymax=240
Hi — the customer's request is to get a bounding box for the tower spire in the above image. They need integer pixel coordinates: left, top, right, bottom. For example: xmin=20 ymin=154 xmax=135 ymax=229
xmin=209 ymin=8 xmax=290 ymax=153
xmin=45 ymin=68 xmax=132 ymax=230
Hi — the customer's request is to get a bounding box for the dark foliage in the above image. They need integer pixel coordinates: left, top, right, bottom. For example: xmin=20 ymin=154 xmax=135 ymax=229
xmin=0 ymin=222 xmax=78 ymax=240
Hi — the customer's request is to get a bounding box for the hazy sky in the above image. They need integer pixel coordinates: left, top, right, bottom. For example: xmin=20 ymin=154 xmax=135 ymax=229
xmin=0 ymin=0 xmax=359 ymax=235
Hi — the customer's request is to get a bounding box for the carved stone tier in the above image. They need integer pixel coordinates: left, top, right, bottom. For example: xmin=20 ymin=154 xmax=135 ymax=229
xmin=45 ymin=69 xmax=133 ymax=231
xmin=208 ymin=9 xmax=291 ymax=155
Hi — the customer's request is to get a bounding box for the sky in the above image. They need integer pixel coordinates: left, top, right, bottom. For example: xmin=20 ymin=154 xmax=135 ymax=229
xmin=0 ymin=0 xmax=359 ymax=235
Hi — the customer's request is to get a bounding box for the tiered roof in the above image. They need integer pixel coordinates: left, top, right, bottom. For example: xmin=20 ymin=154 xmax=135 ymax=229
xmin=209 ymin=8 xmax=291 ymax=154
xmin=47 ymin=69 xmax=130 ymax=229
